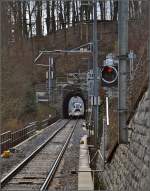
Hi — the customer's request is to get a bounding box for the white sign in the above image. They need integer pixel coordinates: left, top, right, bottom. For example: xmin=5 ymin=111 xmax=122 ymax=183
xmin=91 ymin=96 xmax=100 ymax=106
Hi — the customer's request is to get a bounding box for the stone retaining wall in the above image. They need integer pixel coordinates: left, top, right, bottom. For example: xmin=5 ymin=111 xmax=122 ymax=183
xmin=97 ymin=90 xmax=150 ymax=191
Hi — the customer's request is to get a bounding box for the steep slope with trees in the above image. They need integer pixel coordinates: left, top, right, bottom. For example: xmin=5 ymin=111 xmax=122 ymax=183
xmin=1 ymin=0 xmax=148 ymax=134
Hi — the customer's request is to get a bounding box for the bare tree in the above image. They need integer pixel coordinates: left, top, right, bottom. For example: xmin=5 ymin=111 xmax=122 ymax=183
xmin=59 ymin=0 xmax=65 ymax=29
xmin=46 ymin=0 xmax=50 ymax=34
xmin=23 ymin=2 xmax=28 ymax=38
xmin=75 ymin=0 xmax=79 ymax=23
xmin=51 ymin=0 xmax=56 ymax=32
xmin=113 ymin=0 xmax=118 ymax=20
xmin=72 ymin=0 xmax=76 ymax=26
xmin=99 ymin=1 xmax=105 ymax=20
xmin=64 ymin=1 xmax=70 ymax=27
xmin=36 ymin=1 xmax=42 ymax=36
xmin=1 ymin=2 xmax=9 ymax=47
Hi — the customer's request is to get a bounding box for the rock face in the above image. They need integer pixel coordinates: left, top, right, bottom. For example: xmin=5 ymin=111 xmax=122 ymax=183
xmin=97 ymin=90 xmax=150 ymax=191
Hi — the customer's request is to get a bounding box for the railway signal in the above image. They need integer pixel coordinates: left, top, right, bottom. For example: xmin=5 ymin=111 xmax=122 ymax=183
xmin=101 ymin=65 xmax=118 ymax=86
xmin=101 ymin=54 xmax=118 ymax=87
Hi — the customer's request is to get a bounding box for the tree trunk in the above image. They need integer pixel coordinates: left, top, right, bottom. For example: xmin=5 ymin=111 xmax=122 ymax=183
xmin=113 ymin=0 xmax=118 ymax=21
xmin=46 ymin=0 xmax=50 ymax=34
xmin=17 ymin=2 xmax=23 ymax=40
xmin=51 ymin=0 xmax=56 ymax=32
xmin=1 ymin=2 xmax=9 ymax=47
xmin=23 ymin=2 xmax=28 ymax=38
xmin=27 ymin=2 xmax=33 ymax=38
xmin=99 ymin=1 xmax=104 ymax=20
xmin=36 ymin=1 xmax=42 ymax=36
xmin=110 ymin=0 xmax=113 ymax=20
xmin=75 ymin=0 xmax=79 ymax=23
xmin=59 ymin=0 xmax=65 ymax=29
xmin=72 ymin=0 xmax=76 ymax=27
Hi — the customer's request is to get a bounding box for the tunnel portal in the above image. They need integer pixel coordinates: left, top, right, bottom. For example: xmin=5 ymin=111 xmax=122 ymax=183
xmin=62 ymin=90 xmax=86 ymax=119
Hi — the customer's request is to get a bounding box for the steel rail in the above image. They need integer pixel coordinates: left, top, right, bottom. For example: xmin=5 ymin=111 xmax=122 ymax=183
xmin=40 ymin=119 xmax=79 ymax=191
xmin=1 ymin=119 xmax=70 ymax=188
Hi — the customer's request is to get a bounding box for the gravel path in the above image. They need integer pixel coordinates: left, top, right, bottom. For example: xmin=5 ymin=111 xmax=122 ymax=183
xmin=1 ymin=119 xmax=67 ymax=178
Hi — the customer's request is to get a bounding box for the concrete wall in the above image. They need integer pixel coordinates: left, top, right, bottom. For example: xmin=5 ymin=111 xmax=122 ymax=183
xmin=97 ymin=90 xmax=150 ymax=191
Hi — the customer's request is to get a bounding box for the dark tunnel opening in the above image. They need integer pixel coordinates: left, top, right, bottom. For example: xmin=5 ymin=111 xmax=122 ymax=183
xmin=62 ymin=92 xmax=86 ymax=119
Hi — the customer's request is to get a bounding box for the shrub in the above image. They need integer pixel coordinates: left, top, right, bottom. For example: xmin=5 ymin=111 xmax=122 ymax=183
xmin=24 ymin=89 xmax=37 ymax=113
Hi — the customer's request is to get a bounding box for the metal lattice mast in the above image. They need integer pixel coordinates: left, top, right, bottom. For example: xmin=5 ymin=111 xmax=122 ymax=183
xmin=48 ymin=57 xmax=51 ymax=104
xmin=118 ymin=0 xmax=129 ymax=143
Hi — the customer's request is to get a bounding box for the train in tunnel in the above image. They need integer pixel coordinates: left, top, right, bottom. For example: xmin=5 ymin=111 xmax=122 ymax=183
xmin=68 ymin=96 xmax=85 ymax=118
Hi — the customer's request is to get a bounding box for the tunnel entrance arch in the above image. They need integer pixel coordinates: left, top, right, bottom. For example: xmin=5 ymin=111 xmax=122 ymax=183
xmin=62 ymin=90 xmax=86 ymax=118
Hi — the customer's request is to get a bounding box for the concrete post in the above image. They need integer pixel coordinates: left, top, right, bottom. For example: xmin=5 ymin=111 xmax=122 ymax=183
xmin=118 ymin=0 xmax=129 ymax=143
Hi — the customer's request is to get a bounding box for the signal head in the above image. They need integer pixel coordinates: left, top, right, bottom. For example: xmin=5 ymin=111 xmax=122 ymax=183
xmin=101 ymin=65 xmax=118 ymax=86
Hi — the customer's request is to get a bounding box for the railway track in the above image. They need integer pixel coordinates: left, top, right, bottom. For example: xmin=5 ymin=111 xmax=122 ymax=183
xmin=1 ymin=119 xmax=79 ymax=191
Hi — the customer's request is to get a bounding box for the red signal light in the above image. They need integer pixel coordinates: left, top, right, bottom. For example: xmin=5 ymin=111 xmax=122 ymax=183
xmin=103 ymin=66 xmax=113 ymax=73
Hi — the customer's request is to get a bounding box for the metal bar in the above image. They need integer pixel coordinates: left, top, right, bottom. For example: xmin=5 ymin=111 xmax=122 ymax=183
xmin=39 ymin=50 xmax=92 ymax=54
xmin=34 ymin=51 xmax=43 ymax=63
xmin=35 ymin=64 xmax=49 ymax=67
xmin=1 ymin=139 xmax=11 ymax=145
xmin=0 ymin=131 xmax=12 ymax=151
xmin=34 ymin=49 xmax=91 ymax=66
xmin=103 ymin=119 xmax=105 ymax=168
xmin=90 ymin=150 xmax=98 ymax=164
xmin=98 ymin=149 xmax=104 ymax=161
xmin=48 ymin=57 xmax=51 ymax=104
xmin=118 ymin=0 xmax=129 ymax=144
xmin=71 ymin=42 xmax=93 ymax=51
xmin=0 ymin=131 xmax=11 ymax=137
xmin=42 ymin=118 xmax=49 ymax=122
